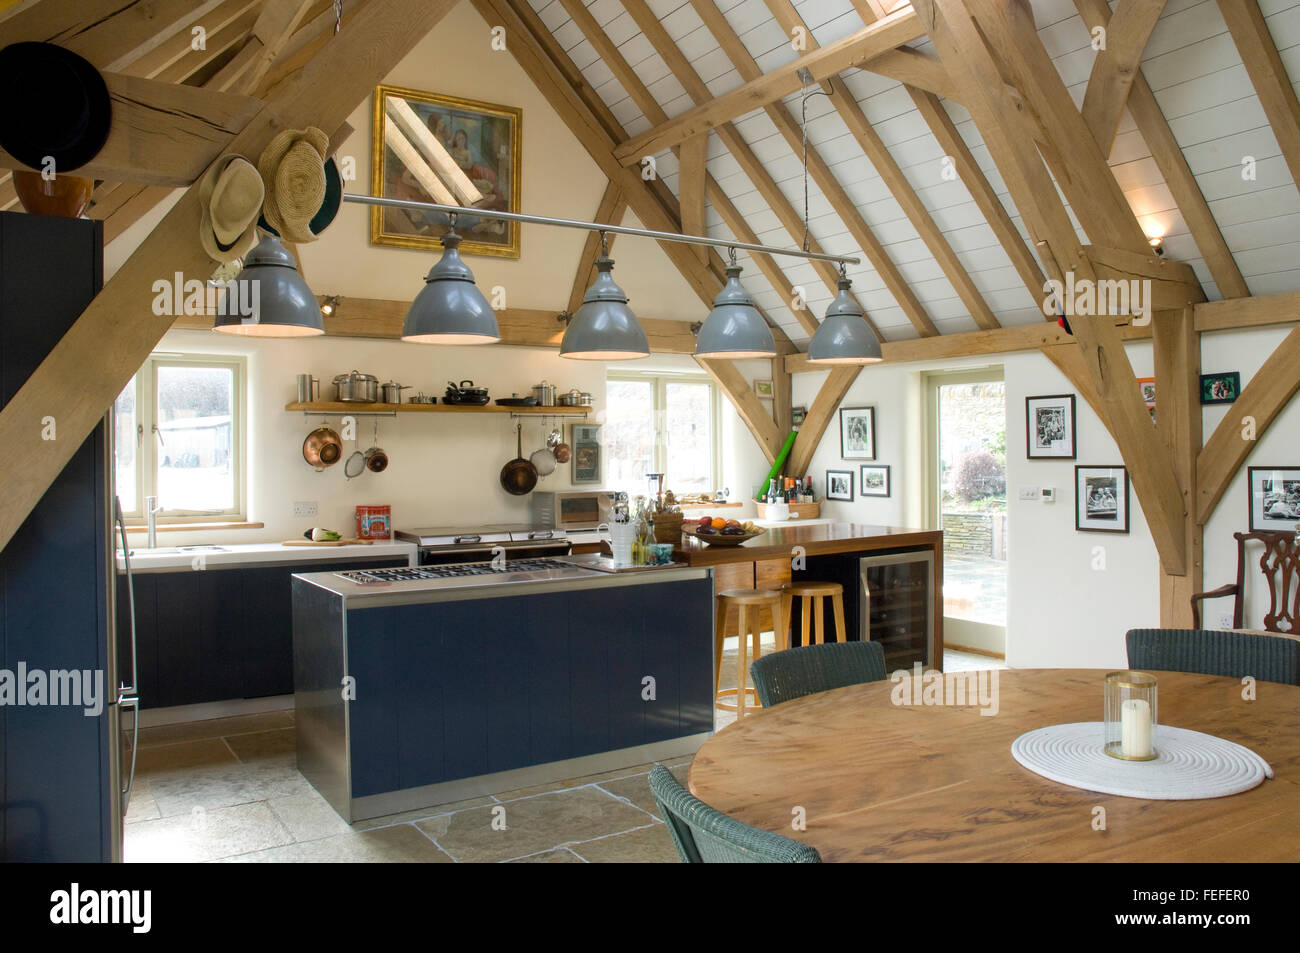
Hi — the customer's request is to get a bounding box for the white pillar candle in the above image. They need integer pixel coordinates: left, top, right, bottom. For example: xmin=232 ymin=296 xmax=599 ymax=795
xmin=1121 ymin=698 xmax=1153 ymax=758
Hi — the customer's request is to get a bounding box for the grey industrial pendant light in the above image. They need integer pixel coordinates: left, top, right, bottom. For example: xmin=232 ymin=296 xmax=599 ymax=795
xmin=560 ymin=233 xmax=649 ymax=360
xmin=695 ymin=252 xmax=776 ymax=359
xmin=215 ymin=233 xmax=324 ymax=337
xmin=402 ymin=223 xmax=500 ymax=344
xmin=807 ymin=268 xmax=882 ymax=364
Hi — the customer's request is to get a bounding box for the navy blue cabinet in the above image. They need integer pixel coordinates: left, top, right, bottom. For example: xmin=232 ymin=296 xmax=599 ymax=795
xmin=123 ymin=558 xmax=407 ymax=709
xmin=342 ymin=577 xmax=714 ymax=799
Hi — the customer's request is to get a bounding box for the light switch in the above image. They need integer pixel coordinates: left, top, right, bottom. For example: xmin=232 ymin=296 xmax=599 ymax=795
xmin=1018 ymin=485 xmax=1040 ymax=501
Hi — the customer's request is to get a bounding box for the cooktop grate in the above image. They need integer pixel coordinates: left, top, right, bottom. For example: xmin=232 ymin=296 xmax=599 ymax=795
xmin=335 ymin=559 xmax=566 ymax=584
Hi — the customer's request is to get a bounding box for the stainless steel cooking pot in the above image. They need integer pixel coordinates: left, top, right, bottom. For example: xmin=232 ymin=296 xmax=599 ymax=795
xmin=333 ymin=370 xmax=378 ymax=403
xmin=557 ymin=388 xmax=593 ymax=407
xmin=531 ymin=380 xmax=556 ymax=406
xmin=380 ymin=381 xmax=408 ymax=403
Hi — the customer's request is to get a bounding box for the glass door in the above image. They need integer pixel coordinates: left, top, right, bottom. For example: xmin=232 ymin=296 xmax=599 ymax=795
xmin=924 ymin=369 xmax=1007 ymax=658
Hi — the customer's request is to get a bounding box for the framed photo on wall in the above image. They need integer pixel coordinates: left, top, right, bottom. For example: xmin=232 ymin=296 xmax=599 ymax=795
xmin=1075 ymin=465 xmax=1130 ymax=533
xmin=1201 ymin=372 xmax=1241 ymax=405
xmin=859 ymin=465 xmax=890 ymax=497
xmin=1025 ymin=394 xmax=1076 ymax=459
xmin=826 ymin=469 xmax=854 ymax=502
xmin=370 ymin=84 xmax=522 ymax=258
xmin=571 ymin=424 xmax=601 ymax=484
xmin=839 ymin=406 xmax=876 ymax=460
xmin=1247 ymin=466 xmax=1300 ymax=531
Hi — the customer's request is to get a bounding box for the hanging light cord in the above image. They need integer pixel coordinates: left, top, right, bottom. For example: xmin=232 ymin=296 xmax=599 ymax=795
xmin=333 ymin=0 xmax=343 ymax=34
xmin=798 ymin=70 xmax=834 ymax=253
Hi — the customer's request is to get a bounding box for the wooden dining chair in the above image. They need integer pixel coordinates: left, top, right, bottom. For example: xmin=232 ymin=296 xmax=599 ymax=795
xmin=1125 ymin=628 xmax=1300 ymax=686
xmin=749 ymin=641 xmax=888 ymax=709
xmin=1191 ymin=530 xmax=1298 ymax=632
xmin=648 ymin=766 xmax=821 ymax=863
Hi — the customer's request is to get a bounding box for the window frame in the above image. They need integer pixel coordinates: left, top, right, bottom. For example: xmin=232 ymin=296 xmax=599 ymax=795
xmin=117 ymin=354 xmax=247 ymax=524
xmin=605 ymin=370 xmax=721 ymax=494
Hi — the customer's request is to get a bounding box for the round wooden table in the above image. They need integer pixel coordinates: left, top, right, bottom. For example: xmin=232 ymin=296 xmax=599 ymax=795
xmin=688 ymin=669 xmax=1300 ymax=861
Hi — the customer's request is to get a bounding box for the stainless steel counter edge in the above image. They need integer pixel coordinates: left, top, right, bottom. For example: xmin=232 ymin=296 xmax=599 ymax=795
xmin=293 ymin=563 xmax=713 ymax=609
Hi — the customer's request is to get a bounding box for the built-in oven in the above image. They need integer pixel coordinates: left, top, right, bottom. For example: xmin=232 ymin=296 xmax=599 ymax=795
xmin=531 ymin=490 xmax=613 ymax=531
xmin=395 ymin=526 xmax=572 ymax=565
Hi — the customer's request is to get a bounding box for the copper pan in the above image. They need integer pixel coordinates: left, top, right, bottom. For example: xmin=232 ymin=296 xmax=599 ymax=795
xmin=303 ymin=426 xmax=342 ymax=470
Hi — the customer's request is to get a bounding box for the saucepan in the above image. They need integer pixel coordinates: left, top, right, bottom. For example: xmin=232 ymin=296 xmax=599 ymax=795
xmin=500 ymin=423 xmax=538 ymax=495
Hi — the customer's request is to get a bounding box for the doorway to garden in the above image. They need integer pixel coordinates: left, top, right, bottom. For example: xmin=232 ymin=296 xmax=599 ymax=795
xmin=924 ymin=368 xmax=1007 ymax=659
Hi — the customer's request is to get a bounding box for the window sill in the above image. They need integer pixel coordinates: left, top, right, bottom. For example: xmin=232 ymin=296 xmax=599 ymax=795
xmin=123 ymin=522 xmax=264 ymax=534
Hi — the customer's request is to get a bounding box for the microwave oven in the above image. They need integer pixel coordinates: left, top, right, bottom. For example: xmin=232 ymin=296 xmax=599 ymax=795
xmin=531 ymin=490 xmax=613 ymax=530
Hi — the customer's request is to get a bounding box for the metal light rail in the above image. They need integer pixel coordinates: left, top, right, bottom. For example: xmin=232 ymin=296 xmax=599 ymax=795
xmin=341 ymin=192 xmax=861 ymax=267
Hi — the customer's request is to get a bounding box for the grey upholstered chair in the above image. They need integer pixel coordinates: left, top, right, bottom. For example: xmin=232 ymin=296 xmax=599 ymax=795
xmin=1125 ymin=628 xmax=1300 ymax=686
xmin=648 ymin=766 xmax=821 ymax=863
xmin=749 ymin=640 xmax=889 ymax=708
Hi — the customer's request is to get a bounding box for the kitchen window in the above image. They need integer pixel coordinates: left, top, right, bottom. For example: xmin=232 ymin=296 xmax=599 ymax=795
xmin=114 ymin=355 xmax=246 ymax=522
xmin=605 ymin=373 xmax=719 ymax=497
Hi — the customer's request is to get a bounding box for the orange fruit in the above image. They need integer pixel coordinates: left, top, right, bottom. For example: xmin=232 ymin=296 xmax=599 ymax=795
xmin=711 ymin=517 xmax=727 ymax=530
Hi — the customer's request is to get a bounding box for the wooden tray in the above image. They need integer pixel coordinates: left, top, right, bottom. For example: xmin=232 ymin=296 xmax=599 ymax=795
xmin=755 ymin=500 xmax=821 ymax=519
xmin=281 ymin=537 xmax=377 ymax=546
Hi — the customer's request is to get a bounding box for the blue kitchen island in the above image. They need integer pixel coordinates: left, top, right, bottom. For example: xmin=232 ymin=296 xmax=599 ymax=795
xmin=291 ymin=557 xmax=714 ymax=822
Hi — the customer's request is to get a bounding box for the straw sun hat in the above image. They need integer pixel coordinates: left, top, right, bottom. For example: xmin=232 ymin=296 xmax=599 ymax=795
xmin=257 ymin=126 xmax=330 ymax=244
xmin=199 ymin=155 xmax=264 ymax=263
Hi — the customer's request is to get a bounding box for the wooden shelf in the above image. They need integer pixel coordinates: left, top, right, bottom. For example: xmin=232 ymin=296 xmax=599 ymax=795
xmin=285 ymin=401 xmax=592 ymax=416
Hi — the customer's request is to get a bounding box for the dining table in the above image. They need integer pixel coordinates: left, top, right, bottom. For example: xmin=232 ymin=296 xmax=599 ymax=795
xmin=687 ymin=668 xmax=1300 ymax=861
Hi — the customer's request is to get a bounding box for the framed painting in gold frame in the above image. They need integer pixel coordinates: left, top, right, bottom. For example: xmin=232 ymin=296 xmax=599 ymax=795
xmin=369 ymin=84 xmax=522 ymax=258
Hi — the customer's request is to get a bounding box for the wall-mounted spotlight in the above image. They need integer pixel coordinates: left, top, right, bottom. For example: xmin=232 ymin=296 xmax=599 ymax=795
xmin=320 ymin=294 xmax=341 ymax=316
xmin=1148 ymin=236 xmax=1164 ymax=257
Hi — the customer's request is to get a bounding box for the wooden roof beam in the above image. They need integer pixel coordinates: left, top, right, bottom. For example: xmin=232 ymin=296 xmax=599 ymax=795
xmin=762 ymin=0 xmax=996 ymax=331
xmin=0 ymin=0 xmax=463 ymax=555
xmin=208 ymin=0 xmax=315 ymax=94
xmin=123 ymin=0 xmax=265 ymax=80
xmin=688 ymin=0 xmax=936 ymax=337
xmin=1080 ymin=0 xmax=1167 ymax=154
xmin=1074 ymin=0 xmax=1249 ymax=299
xmin=611 ymin=6 xmax=926 ymax=164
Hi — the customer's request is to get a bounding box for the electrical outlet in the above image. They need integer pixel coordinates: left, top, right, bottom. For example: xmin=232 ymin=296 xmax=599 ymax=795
xmin=1219 ymin=612 xmax=1234 ymax=629
xmin=293 ymin=501 xmax=318 ymax=518
xmin=1018 ymin=485 xmax=1040 ymax=501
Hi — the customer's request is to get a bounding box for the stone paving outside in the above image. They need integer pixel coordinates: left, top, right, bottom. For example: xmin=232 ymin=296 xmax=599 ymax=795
xmin=943 ymin=552 xmax=1007 ymax=628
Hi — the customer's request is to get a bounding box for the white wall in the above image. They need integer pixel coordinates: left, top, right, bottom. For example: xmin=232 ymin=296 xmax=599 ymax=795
xmin=786 ymin=328 xmax=1300 ymax=670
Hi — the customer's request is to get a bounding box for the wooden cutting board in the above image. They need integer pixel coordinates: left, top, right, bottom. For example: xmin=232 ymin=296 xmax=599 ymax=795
xmin=281 ymin=537 xmax=377 ymax=546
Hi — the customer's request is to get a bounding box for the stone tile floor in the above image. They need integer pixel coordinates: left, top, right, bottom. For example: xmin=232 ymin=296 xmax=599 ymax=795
xmin=126 ymin=646 xmax=1005 ymax=863
xmin=943 ymin=553 xmax=1008 ymax=628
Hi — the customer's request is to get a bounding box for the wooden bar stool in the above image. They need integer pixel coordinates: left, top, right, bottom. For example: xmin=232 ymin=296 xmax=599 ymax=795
xmin=781 ymin=581 xmax=848 ymax=647
xmin=714 ymin=589 xmax=786 ymax=719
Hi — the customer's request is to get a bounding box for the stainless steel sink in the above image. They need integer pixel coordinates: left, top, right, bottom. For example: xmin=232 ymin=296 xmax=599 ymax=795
xmin=179 ymin=545 xmax=229 ymax=552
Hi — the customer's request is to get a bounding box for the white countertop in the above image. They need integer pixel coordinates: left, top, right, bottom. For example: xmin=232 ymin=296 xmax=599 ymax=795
xmin=750 ymin=517 xmax=834 ymax=528
xmin=118 ymin=540 xmax=418 ymax=572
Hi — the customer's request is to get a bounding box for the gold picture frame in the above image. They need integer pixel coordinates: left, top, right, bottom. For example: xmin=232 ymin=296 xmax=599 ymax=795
xmin=370 ymin=84 xmax=522 ymax=258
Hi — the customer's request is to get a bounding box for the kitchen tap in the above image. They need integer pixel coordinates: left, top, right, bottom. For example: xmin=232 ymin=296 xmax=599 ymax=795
xmin=145 ymin=496 xmax=161 ymax=549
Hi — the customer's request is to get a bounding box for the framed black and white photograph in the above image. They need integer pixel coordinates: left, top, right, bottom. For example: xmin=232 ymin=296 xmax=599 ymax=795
xmin=839 ymin=406 xmax=876 ymax=460
xmin=1201 ymin=371 xmax=1241 ymax=405
xmin=826 ymin=469 xmax=854 ymax=502
xmin=1248 ymin=466 xmax=1300 ymax=531
xmin=859 ymin=465 xmax=890 ymax=497
xmin=1075 ymin=465 xmax=1130 ymax=533
xmin=1025 ymin=394 xmax=1076 ymax=459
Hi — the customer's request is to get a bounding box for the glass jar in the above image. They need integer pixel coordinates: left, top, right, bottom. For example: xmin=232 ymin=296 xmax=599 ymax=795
xmin=1104 ymin=671 xmax=1158 ymax=761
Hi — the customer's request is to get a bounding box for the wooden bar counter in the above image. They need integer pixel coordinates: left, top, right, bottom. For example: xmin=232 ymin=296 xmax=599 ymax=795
xmin=675 ymin=523 xmax=944 ymax=670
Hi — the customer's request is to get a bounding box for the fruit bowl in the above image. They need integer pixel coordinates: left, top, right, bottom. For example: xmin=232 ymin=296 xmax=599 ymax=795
xmin=682 ymin=526 xmax=764 ymax=547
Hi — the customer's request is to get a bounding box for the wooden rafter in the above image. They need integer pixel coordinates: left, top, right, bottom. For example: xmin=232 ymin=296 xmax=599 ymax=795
xmin=1216 ymin=0 xmax=1300 ymax=193
xmin=787 ymin=367 xmax=862 ymax=478
xmin=0 ymin=0 xmax=228 ymax=71
xmin=566 ymin=182 xmax=626 ymax=317
xmin=1073 ymin=0 xmax=1249 ymax=299
xmin=1080 ymin=0 xmax=1167 ymax=154
xmin=611 ymin=7 xmax=926 ymax=164
xmin=0 ymin=0 xmax=464 ymax=554
xmin=763 ymin=0 xmax=998 ymax=332
xmin=208 ymin=0 xmax=314 ymax=94
xmin=1196 ymin=324 xmax=1300 ymax=524
xmin=687 ymin=0 xmax=932 ymax=338
xmin=610 ymin=0 xmax=870 ymax=339
xmin=696 ymin=359 xmax=784 ymax=463
xmin=678 ymin=133 xmax=708 ymax=267
xmin=118 ymin=0 xmax=264 ymax=79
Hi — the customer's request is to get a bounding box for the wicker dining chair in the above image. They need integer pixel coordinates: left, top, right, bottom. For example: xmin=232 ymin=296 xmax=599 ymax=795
xmin=1125 ymin=628 xmax=1300 ymax=686
xmin=648 ymin=766 xmax=821 ymax=863
xmin=749 ymin=640 xmax=889 ymax=708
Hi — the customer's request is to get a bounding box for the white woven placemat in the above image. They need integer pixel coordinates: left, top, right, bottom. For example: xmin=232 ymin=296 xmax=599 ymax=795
xmin=1010 ymin=723 xmax=1274 ymax=800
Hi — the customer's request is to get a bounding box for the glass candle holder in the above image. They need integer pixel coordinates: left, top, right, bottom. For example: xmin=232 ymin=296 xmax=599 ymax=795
xmin=1104 ymin=671 xmax=1158 ymax=761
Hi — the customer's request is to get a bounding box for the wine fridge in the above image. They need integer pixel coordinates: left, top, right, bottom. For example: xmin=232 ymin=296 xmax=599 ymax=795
xmin=859 ymin=551 xmax=935 ymax=671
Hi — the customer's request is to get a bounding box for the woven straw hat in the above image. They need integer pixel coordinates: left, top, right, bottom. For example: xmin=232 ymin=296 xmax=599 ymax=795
xmin=258 ymin=127 xmax=329 ymax=244
xmin=199 ymin=155 xmax=264 ymax=263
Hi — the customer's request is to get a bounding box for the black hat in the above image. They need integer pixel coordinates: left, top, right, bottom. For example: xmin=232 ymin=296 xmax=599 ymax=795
xmin=0 ymin=42 xmax=112 ymax=173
